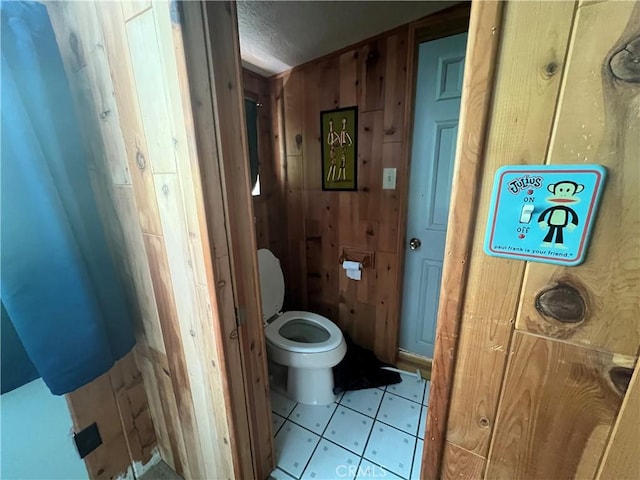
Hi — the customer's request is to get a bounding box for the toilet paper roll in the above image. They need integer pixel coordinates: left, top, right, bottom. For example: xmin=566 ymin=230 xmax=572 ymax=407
xmin=346 ymin=268 xmax=362 ymax=280
xmin=342 ymin=260 xmax=362 ymax=280
xmin=342 ymin=260 xmax=361 ymax=270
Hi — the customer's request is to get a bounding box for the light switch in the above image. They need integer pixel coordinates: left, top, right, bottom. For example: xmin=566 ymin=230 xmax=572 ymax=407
xmin=484 ymin=164 xmax=607 ymax=266
xmin=383 ymin=168 xmax=396 ymax=190
xmin=519 ymin=205 xmax=534 ymax=224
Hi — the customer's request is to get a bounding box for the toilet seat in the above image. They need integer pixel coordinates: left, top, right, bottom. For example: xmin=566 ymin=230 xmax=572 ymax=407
xmin=257 ymin=249 xmax=285 ymax=321
xmin=265 ymin=311 xmax=343 ymax=354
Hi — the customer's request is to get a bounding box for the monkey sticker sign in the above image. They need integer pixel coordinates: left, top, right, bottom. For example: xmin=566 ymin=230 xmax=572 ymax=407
xmin=484 ymin=165 xmax=607 ymax=266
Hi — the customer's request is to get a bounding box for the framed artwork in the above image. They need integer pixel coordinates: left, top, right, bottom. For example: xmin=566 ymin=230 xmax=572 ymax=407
xmin=321 ymin=106 xmax=358 ymax=191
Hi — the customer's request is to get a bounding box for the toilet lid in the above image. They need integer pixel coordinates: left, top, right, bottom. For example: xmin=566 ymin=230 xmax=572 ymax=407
xmin=265 ymin=311 xmax=344 ymax=353
xmin=257 ymin=249 xmax=285 ymax=321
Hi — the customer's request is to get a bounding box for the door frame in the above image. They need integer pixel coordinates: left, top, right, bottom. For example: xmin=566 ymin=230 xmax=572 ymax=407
xmin=397 ymin=19 xmax=470 ymax=362
xmin=393 ymin=3 xmax=470 ymax=372
xmin=181 ymin=2 xmax=274 ymax=479
xmin=394 ymin=2 xmax=504 ymax=478
xmin=180 ymin=1 xmax=504 ymax=479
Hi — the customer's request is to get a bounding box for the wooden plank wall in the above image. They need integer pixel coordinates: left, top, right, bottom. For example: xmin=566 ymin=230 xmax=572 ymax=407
xmin=244 ymin=69 xmax=288 ymax=261
xmin=48 ymin=2 xmax=237 ymax=479
xmin=65 ymin=352 xmax=157 ymax=479
xmin=269 ymin=25 xmax=410 ymax=363
xmin=440 ymin=1 xmax=640 ymax=478
xmin=183 ymin=3 xmax=275 ymax=477
xmin=596 ymin=361 xmax=640 ymax=480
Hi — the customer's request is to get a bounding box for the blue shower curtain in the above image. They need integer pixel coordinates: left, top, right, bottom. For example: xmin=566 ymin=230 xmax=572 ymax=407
xmin=1 ymin=1 xmax=135 ymax=395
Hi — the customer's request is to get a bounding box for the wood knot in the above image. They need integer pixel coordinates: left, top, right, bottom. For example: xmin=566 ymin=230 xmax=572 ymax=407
xmin=544 ymin=61 xmax=558 ymax=77
xmin=609 ymin=367 xmax=633 ymax=395
xmin=295 ymin=133 xmax=303 ymax=148
xmin=535 ymin=283 xmax=585 ymax=323
xmin=610 ymin=36 xmax=640 ymax=83
xmin=385 ymin=126 xmax=397 ymax=135
xmin=478 ymin=416 xmax=490 ymax=428
xmin=366 ymin=49 xmax=379 ymax=65
xmin=135 ymin=150 xmax=146 ymax=170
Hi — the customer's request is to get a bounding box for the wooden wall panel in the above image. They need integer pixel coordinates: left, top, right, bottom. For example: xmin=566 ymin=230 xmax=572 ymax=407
xmin=244 ymin=69 xmax=287 ymax=263
xmin=121 ymin=1 xmax=150 ymax=21
xmin=65 ymin=361 xmax=135 ymax=480
xmin=111 ymin=186 xmax=166 ymax=353
xmin=515 ymin=0 xmax=640 ymax=355
xmin=197 ymin=3 xmax=275 ymax=477
xmin=143 ymin=233 xmax=203 ymax=479
xmin=270 ymin=25 xmax=410 ymax=363
xmin=441 ymin=441 xmax=485 ymax=480
xmin=422 ymin=3 xmax=495 ymax=474
xmin=109 ymin=353 xmax=157 ymax=468
xmin=153 ymin=1 xmax=209 ymax=288
xmin=94 ymin=1 xmax=163 ymax=237
xmin=48 ymin=3 xmax=161 ymax=478
xmin=181 ymin=3 xmax=270 ymax=476
xmin=64 ymin=351 xmax=157 ymax=480
xmin=485 ymin=332 xmax=629 ymax=479
xmin=440 ymin=1 xmax=640 ymax=478
xmin=596 ymin=360 xmax=640 ymax=480
xmin=125 ymin=10 xmax=177 ymax=175
xmin=134 ymin=347 xmax=179 ymax=471
xmin=444 ymin=0 xmax=576 ymax=456
xmin=50 ymin=1 xmax=240 ymax=478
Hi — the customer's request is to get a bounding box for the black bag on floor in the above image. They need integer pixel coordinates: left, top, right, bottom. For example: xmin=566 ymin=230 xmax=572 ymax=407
xmin=333 ymin=333 xmax=402 ymax=393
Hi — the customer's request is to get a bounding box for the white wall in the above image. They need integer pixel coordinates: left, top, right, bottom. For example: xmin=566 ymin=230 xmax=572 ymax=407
xmin=1 ymin=379 xmax=88 ymax=480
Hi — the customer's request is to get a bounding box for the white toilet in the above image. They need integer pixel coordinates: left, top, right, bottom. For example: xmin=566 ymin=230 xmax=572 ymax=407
xmin=258 ymin=249 xmax=346 ymax=405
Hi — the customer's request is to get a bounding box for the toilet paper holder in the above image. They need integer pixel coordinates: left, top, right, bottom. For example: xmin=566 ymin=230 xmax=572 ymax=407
xmin=338 ymin=248 xmax=374 ymax=269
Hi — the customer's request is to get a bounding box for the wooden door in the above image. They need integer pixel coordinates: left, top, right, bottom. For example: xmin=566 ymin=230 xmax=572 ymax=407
xmin=399 ymin=33 xmax=468 ymax=358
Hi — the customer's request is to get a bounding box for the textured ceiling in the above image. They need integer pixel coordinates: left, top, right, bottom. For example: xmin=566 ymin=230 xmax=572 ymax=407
xmin=237 ymin=1 xmax=458 ymax=77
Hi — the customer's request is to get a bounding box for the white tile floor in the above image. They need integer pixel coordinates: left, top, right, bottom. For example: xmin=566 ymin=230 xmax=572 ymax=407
xmin=271 ymin=378 xmax=430 ymax=480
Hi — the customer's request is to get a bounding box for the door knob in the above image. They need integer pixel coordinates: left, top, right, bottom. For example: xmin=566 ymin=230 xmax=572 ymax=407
xmin=409 ymin=238 xmax=421 ymax=250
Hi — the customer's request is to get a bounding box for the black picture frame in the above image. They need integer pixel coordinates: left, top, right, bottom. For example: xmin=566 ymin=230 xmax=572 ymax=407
xmin=320 ymin=106 xmax=358 ymax=191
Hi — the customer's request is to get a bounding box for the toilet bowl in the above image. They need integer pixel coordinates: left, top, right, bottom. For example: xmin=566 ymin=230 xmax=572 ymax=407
xmin=258 ymin=249 xmax=346 ymax=405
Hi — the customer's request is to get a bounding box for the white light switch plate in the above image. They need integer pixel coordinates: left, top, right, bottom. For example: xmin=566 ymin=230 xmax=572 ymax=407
xmin=383 ymin=168 xmax=397 ymax=190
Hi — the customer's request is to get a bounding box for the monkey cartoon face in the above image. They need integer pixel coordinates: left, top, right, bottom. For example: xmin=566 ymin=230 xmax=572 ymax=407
xmin=546 ymin=181 xmax=584 ymax=205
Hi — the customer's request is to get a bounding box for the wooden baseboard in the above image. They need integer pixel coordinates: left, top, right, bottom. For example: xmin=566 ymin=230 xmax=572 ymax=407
xmin=395 ymin=350 xmax=432 ymax=381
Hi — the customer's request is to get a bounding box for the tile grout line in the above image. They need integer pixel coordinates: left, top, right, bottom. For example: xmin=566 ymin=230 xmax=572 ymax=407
xmin=297 ymin=395 xmax=344 ymax=479
xmin=271 ymin=394 xmax=300 ymax=438
xmin=376 ymin=382 xmax=427 ymax=479
xmin=273 ymin=395 xmax=310 ymax=479
xmin=337 ymin=387 xmax=385 ymax=479
xmin=408 ymin=380 xmax=428 ymax=479
xmin=358 ymin=385 xmax=389 ymax=475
